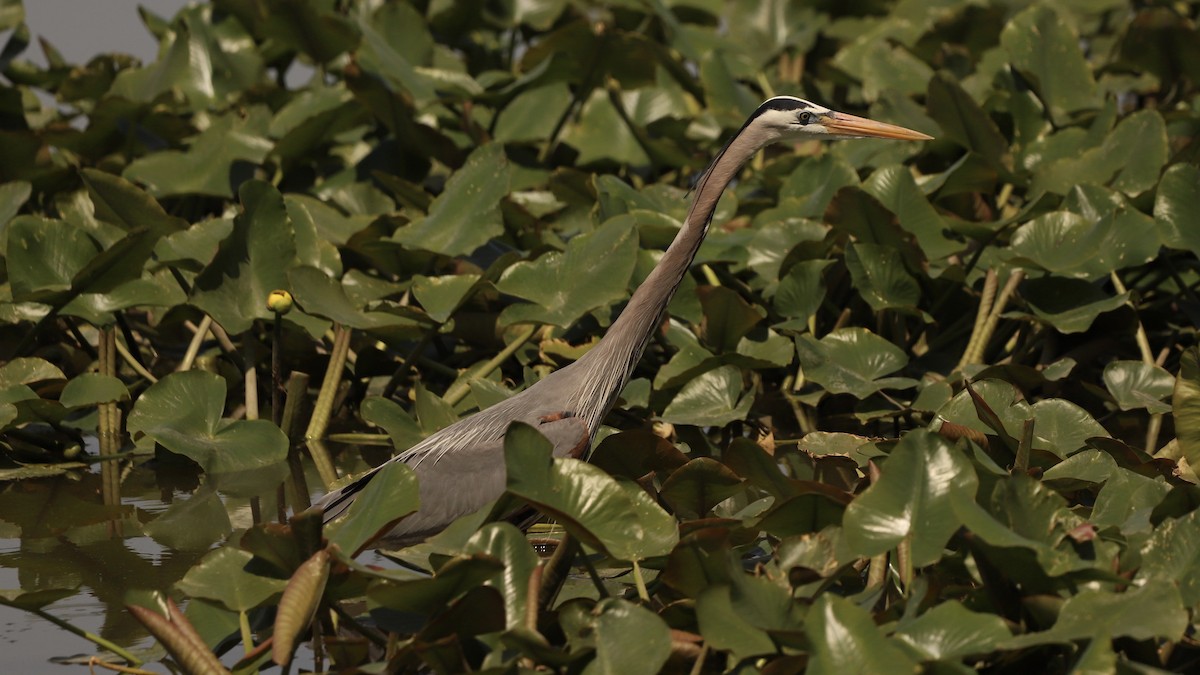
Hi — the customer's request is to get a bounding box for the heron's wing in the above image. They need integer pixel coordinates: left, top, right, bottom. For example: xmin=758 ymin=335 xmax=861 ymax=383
xmin=315 ymin=411 xmax=590 ymax=533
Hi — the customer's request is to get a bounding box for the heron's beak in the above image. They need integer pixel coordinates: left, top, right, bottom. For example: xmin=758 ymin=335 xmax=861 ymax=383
xmin=822 ymin=112 xmax=933 ymax=141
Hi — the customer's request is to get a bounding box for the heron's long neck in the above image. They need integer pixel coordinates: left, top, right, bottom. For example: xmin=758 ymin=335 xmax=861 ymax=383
xmin=570 ymin=133 xmax=765 ymax=429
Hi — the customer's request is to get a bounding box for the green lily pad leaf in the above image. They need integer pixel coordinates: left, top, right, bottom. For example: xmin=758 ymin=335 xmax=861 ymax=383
xmin=414 ymin=384 xmax=458 ymax=434
xmin=62 ymin=269 xmax=188 ymax=324
xmin=661 ymin=365 xmax=754 ymax=428
xmin=758 ymin=492 xmax=847 ymax=538
xmin=925 ymin=74 xmax=1011 ymax=174
xmin=127 ymin=370 xmax=288 ymax=475
xmin=744 ymin=217 xmax=827 ymax=282
xmin=154 ymin=217 xmax=234 ymax=269
xmin=82 ymin=169 xmax=188 ymax=237
xmin=659 ymin=458 xmax=745 ymax=519
xmin=504 ymin=422 xmax=677 ymax=561
xmin=698 ymin=286 xmax=763 ymax=353
xmin=735 ymin=331 xmax=793 ymax=368
xmin=0 ymin=179 xmax=31 ymax=233
xmin=862 ymin=165 xmax=958 ymax=262
xmin=1091 ymin=468 xmax=1170 ymax=532
xmin=845 ymin=242 xmax=920 ymax=312
xmin=893 ymin=601 xmax=1012 ymax=661
xmin=844 ymin=430 xmax=977 ymax=566
xmin=937 ymin=378 xmax=1030 ymax=445
xmin=110 ymin=7 xmax=264 ymax=109
xmin=59 ymin=374 xmax=129 ymax=407
xmin=176 ymin=546 xmax=287 ymax=612
xmin=772 ymin=260 xmax=830 ymax=325
xmin=392 ymin=144 xmax=512 ymax=257
xmin=497 ymin=217 xmax=638 ymax=328
xmin=562 ymin=89 xmax=650 ymax=166
xmin=6 ymin=216 xmax=99 ymax=303
xmin=1000 ymin=5 xmax=1098 ymax=125
xmin=326 ymin=460 xmax=420 ymax=556
xmin=584 ymin=598 xmax=671 ymax=675
xmin=263 ymin=0 xmax=360 ymax=63
xmin=360 ymin=396 xmax=424 ymax=452
xmin=778 ymin=154 xmax=860 ymax=218
xmin=412 ymin=274 xmax=481 ymax=323
xmin=1002 ymin=581 xmax=1186 ymax=647
xmin=1031 ymin=110 xmax=1168 ymax=196
xmin=143 ymin=488 xmax=233 ymax=551
xmin=1154 ymin=164 xmax=1200 ymax=257
xmin=832 ymin=35 xmax=933 ymax=102
xmin=1173 ymin=347 xmax=1200 ymax=480
xmin=366 ymin=553 xmax=503 ymax=612
xmin=795 ymin=328 xmax=914 ymax=399
xmin=1011 ymin=186 xmax=1161 ymax=279
xmin=289 ymin=266 xmax=424 ymax=333
xmin=806 ymin=595 xmax=919 ymax=675
xmin=1072 ymin=636 xmax=1117 ymax=674
xmin=191 ymin=180 xmax=298 ymax=335
xmin=1028 ymin=399 xmax=1108 ymax=458
xmin=0 ymin=357 xmax=65 ymax=389
xmin=1041 ymin=449 xmax=1118 ymax=490
xmin=694 ymin=584 xmax=777 ymax=659
xmin=462 ymin=523 xmax=539 ymax=631
xmin=285 ymin=194 xmax=370 ymax=248
xmin=1138 ymin=509 xmax=1200 ymax=609
xmin=1020 ymin=277 xmax=1129 ymax=334
xmin=123 ymin=106 xmax=273 ymax=198
xmin=494 ymin=83 xmax=573 ymax=143
xmin=1104 ymin=361 xmax=1174 ymax=413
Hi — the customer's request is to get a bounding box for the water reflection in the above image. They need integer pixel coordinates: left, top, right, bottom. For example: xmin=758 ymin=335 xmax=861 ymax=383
xmin=0 ymin=464 xmax=252 ymax=669
xmin=0 ymin=448 xmax=390 ymax=671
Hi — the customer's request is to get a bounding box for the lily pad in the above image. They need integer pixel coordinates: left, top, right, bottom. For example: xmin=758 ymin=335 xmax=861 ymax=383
xmin=127 ymin=370 xmax=288 ymax=475
xmin=497 ymin=217 xmax=638 ymax=328
xmin=795 ymin=328 xmax=915 ymax=399
xmin=1103 ymin=361 xmax=1174 ymax=413
xmin=844 ymin=429 xmax=977 ymax=566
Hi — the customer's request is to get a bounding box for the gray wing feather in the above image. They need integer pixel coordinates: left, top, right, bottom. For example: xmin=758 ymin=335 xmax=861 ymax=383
xmin=314 ymin=410 xmax=589 ymax=548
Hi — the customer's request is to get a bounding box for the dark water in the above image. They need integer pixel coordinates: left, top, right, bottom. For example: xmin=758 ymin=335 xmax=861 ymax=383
xmin=0 ymin=461 xmax=364 ymax=672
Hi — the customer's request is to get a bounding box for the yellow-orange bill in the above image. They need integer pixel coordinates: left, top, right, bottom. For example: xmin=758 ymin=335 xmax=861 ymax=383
xmin=823 ymin=112 xmax=934 ymax=141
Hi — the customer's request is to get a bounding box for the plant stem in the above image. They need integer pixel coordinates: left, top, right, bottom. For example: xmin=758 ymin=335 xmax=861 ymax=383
xmin=866 ymin=552 xmax=888 ymax=589
xmin=272 ymin=313 xmax=284 ymax=427
xmin=1111 ymin=271 xmax=1163 ymax=453
xmin=244 ymin=340 xmax=259 ymax=422
xmin=897 ymin=536 xmax=913 ymax=592
xmin=956 ymin=268 xmax=997 ymax=371
xmin=178 ymin=315 xmax=213 ymax=371
xmin=279 ymin=372 xmax=310 ymax=441
xmin=306 ymin=439 xmax=339 ymax=489
xmin=1110 ymin=272 xmax=1154 ymax=364
xmin=631 ymin=559 xmax=651 ymax=603
xmin=86 ymin=657 xmax=158 ymax=675
xmin=1015 ymin=418 xmax=1034 ymax=473
xmin=1 ymin=603 xmax=143 ymax=666
xmin=443 ymin=324 xmax=536 ymax=407
xmin=114 ymin=337 xmax=157 ymax=383
xmin=98 ymin=328 xmax=123 ymax=522
xmin=325 ymin=433 xmax=392 ymax=445
xmin=306 ymin=324 xmax=351 ymax=441
xmin=239 ymin=610 xmax=254 ymax=653
xmin=538 ymin=533 xmax=579 ymax=610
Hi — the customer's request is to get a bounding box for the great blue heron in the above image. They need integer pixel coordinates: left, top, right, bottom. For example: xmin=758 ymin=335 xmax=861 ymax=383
xmin=318 ymin=96 xmax=932 ymax=547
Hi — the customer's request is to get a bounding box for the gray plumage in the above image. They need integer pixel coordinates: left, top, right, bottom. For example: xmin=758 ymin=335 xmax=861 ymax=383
xmin=314 ymin=97 xmax=932 ymax=548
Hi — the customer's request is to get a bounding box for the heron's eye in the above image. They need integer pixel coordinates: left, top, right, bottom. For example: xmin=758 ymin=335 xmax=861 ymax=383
xmin=798 ymin=111 xmax=813 ymax=124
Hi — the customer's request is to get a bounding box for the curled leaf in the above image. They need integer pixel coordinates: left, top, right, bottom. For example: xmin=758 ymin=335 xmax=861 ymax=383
xmin=272 ymin=547 xmax=333 ymax=666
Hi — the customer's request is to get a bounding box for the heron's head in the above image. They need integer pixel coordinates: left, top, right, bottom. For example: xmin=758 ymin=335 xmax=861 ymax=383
xmin=750 ymin=96 xmax=933 ymax=143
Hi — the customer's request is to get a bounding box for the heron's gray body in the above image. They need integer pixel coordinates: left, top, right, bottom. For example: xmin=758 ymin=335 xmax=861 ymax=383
xmin=314 ymin=96 xmax=932 ymax=548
